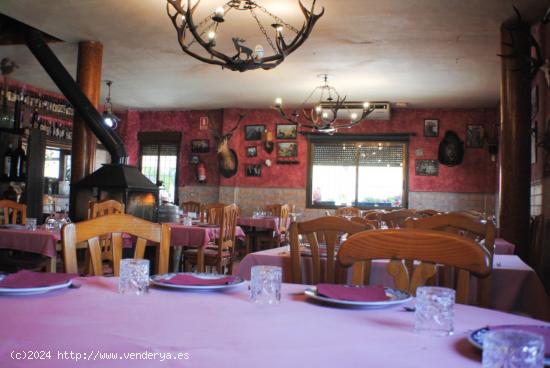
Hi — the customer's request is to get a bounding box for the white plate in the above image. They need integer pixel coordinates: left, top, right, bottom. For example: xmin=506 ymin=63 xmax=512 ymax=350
xmin=150 ymin=273 xmax=245 ymax=291
xmin=0 ymin=275 xmax=72 ymax=295
xmin=468 ymin=325 xmax=550 ymax=366
xmin=304 ymin=286 xmax=412 ymax=308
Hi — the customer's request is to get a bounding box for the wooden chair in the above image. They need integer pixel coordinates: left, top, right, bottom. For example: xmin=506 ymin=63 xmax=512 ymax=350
xmin=378 ymin=208 xmax=416 ymax=228
xmin=337 ymin=228 xmax=491 ymax=304
xmin=88 ymin=199 xmax=126 ymax=270
xmin=200 ymin=203 xmax=225 ymax=224
xmin=289 ymin=216 xmax=372 ymax=284
xmin=256 ymin=204 xmax=291 ymax=249
xmin=403 ymin=212 xmax=495 ymax=307
xmin=61 ymin=213 xmax=170 ymax=276
xmin=0 ymin=199 xmax=26 ymax=225
xmin=183 ymin=204 xmax=238 ymax=274
xmin=415 ymin=209 xmax=440 ymax=217
xmin=335 ymin=206 xmax=361 ymax=217
xmin=350 ymin=216 xmax=378 ymax=229
xmin=180 ymin=201 xmax=201 ymax=215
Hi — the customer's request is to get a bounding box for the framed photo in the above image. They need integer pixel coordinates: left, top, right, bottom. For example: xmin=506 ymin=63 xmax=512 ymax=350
xmin=245 ymin=164 xmax=262 ymax=177
xmin=245 ymin=125 xmax=265 ymax=141
xmin=191 ymin=139 xmax=209 ymax=153
xmin=415 ymin=160 xmax=439 ymax=176
xmin=246 ymin=146 xmax=257 ymax=157
xmin=276 ymin=123 xmax=297 ymax=139
xmin=424 ymin=119 xmax=439 ymax=137
xmin=276 ymin=142 xmax=298 ymax=158
xmin=466 ymin=124 xmax=484 ymax=148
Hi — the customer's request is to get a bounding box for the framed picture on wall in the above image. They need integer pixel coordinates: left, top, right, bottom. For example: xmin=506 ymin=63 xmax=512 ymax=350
xmin=245 ymin=125 xmax=265 ymax=140
xmin=277 ymin=142 xmax=298 ymax=158
xmin=246 ymin=146 xmax=257 ymax=157
xmin=423 ymin=119 xmax=439 ymax=137
xmin=276 ymin=123 xmax=297 ymax=139
xmin=245 ymin=164 xmax=262 ymax=177
xmin=415 ymin=159 xmax=439 ymax=176
xmin=466 ymin=124 xmax=484 ymax=148
xmin=191 ymin=139 xmax=209 ymax=153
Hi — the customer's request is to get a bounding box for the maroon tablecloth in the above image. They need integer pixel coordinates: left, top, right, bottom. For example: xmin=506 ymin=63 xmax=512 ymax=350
xmin=169 ymin=224 xmax=245 ymax=248
xmin=0 ymin=227 xmax=60 ymax=258
xmin=237 ymin=217 xmax=282 ymax=235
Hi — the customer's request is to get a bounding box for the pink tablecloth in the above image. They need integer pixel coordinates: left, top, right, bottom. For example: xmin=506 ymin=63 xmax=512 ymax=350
xmin=237 ymin=217 xmax=281 ymax=234
xmin=169 ymin=224 xmax=246 ymax=248
xmin=0 ymin=228 xmax=60 ymax=258
xmin=494 ymin=237 xmax=515 ymax=255
xmin=236 ymin=247 xmax=550 ymax=322
xmin=0 ymin=277 xmax=547 ymax=368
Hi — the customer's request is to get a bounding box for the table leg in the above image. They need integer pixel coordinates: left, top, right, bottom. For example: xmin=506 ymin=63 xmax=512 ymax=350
xmin=197 ymin=247 xmax=205 ymax=273
xmin=46 ymin=255 xmax=57 ymax=273
xmin=172 ymin=247 xmax=182 ymax=273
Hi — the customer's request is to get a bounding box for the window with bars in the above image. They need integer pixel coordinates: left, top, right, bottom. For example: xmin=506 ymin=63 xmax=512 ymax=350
xmin=308 ymin=139 xmax=408 ymax=209
xmin=139 ymin=139 xmax=179 ymax=204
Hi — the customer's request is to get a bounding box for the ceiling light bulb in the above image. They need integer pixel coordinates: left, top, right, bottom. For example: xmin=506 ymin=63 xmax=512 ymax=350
xmin=275 ymin=98 xmax=282 ymax=106
xmin=104 ymin=116 xmax=114 ymax=128
xmin=315 ymin=106 xmax=322 ymax=113
xmin=351 ymin=113 xmax=358 ymax=120
xmin=363 ymin=102 xmax=370 ymax=109
xmin=322 ymin=112 xmax=328 ymax=118
xmin=208 ymin=31 xmax=216 ymax=40
xmin=214 ymin=7 xmax=224 ymax=17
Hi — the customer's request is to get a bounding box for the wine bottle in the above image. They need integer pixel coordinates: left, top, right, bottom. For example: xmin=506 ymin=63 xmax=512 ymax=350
xmin=13 ymin=90 xmax=22 ymax=130
xmin=12 ymin=139 xmax=26 ymax=179
xmin=3 ymin=144 xmax=13 ymax=179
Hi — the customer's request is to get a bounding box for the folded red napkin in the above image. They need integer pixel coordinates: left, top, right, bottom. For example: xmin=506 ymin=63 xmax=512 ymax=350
xmin=162 ymin=274 xmax=238 ymax=286
xmin=490 ymin=325 xmax=550 ymax=356
xmin=0 ymin=270 xmax=77 ymax=288
xmin=316 ymin=284 xmax=389 ymax=302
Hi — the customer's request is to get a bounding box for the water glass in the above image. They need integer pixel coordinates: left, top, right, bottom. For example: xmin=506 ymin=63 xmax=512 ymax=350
xmin=250 ymin=265 xmax=282 ymax=305
xmin=118 ymin=259 xmax=150 ymax=296
xmin=26 ymin=218 xmax=37 ymax=231
xmin=482 ymin=329 xmax=545 ymax=368
xmin=415 ymin=286 xmax=455 ymax=336
xmin=182 ymin=217 xmax=193 ymax=226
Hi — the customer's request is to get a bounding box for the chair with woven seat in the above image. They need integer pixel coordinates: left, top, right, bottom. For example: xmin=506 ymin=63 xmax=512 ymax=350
xmin=183 ymin=204 xmax=238 ymax=274
xmin=403 ymin=211 xmax=496 ymax=307
xmin=61 ymin=213 xmax=170 ymax=276
xmin=335 ymin=206 xmax=361 ymax=217
xmin=378 ymin=208 xmax=417 ymax=228
xmin=337 ymin=228 xmax=491 ymax=305
xmin=256 ymin=204 xmax=291 ymax=250
xmin=289 ymin=216 xmax=372 ymax=285
xmin=0 ymin=199 xmax=26 ymax=225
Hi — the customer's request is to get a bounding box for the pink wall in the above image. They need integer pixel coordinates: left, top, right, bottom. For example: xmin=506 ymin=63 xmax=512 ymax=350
xmin=119 ymin=107 xmax=498 ymax=193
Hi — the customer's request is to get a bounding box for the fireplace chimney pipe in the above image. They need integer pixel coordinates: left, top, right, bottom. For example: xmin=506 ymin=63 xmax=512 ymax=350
xmin=24 ymin=29 xmax=128 ymax=164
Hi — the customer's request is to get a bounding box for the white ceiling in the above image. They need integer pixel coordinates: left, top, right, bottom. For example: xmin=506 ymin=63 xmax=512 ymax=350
xmin=0 ymin=0 xmax=548 ymax=111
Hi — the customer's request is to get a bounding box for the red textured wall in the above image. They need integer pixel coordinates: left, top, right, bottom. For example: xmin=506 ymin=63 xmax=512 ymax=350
xmin=119 ymin=107 xmax=497 ymax=193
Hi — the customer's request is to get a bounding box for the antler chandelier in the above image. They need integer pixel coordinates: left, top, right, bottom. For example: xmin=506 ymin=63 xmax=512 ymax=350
xmin=165 ymin=0 xmax=324 ymax=72
xmin=274 ymin=74 xmax=375 ymax=134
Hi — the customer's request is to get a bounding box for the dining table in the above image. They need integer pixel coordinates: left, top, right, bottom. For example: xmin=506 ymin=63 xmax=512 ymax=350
xmin=168 ymin=223 xmax=246 ymax=272
xmin=236 ymin=246 xmax=550 ymax=322
xmin=236 ymin=216 xmax=289 ymax=253
xmin=0 ymin=227 xmax=60 ymax=272
xmin=0 ymin=276 xmax=548 ymax=367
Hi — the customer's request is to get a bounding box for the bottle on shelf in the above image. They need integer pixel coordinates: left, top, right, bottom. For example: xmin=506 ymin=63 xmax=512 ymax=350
xmin=13 ymin=89 xmax=22 ymax=130
xmin=11 ymin=139 xmax=26 ymax=180
xmin=0 ymin=81 xmax=13 ymax=129
xmin=2 ymin=143 xmax=13 ymax=179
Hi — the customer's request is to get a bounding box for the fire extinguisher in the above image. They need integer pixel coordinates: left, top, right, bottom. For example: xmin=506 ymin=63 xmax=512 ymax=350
xmin=197 ymin=161 xmax=206 ymax=183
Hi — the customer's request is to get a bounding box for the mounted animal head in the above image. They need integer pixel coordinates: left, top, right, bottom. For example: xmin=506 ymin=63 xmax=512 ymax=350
xmin=208 ymin=111 xmax=246 ymax=178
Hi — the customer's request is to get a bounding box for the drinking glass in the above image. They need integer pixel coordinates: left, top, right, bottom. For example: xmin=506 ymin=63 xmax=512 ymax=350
xmin=250 ymin=265 xmax=282 ymax=305
xmin=414 ymin=286 xmax=455 ymax=336
xmin=26 ymin=218 xmax=37 ymax=231
xmin=482 ymin=329 xmax=545 ymax=368
xmin=118 ymin=259 xmax=150 ymax=296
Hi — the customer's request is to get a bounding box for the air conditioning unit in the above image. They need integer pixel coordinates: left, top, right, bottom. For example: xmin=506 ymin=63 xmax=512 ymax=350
xmin=319 ymin=101 xmax=391 ymax=121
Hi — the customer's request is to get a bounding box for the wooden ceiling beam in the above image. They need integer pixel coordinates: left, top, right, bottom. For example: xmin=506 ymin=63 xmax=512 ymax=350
xmin=0 ymin=13 xmax=61 ymax=45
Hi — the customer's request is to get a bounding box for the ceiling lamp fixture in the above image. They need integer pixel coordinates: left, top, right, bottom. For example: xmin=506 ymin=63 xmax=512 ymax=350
xmin=165 ymin=0 xmax=324 ymax=72
xmin=102 ymin=80 xmax=119 ymax=129
xmin=273 ymin=74 xmax=375 ymax=134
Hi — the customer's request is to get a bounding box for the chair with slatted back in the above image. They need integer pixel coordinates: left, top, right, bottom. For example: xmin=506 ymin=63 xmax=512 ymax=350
xmin=416 ymin=209 xmax=440 ymax=218
xmin=200 ymin=203 xmax=225 ymax=224
xmin=403 ymin=212 xmax=495 ymax=307
xmin=335 ymin=206 xmax=361 ymax=217
xmin=183 ymin=204 xmax=238 ymax=274
xmin=180 ymin=201 xmax=201 ymax=216
xmin=61 ymin=213 xmax=170 ymax=276
xmin=88 ymin=199 xmax=126 ymax=271
xmin=256 ymin=204 xmax=291 ymax=249
xmin=337 ymin=228 xmax=491 ymax=305
xmin=350 ymin=216 xmax=378 ymax=229
xmin=0 ymin=199 xmax=26 ymax=225
xmin=378 ymin=208 xmax=417 ymax=228
xmin=289 ymin=216 xmax=372 ymax=285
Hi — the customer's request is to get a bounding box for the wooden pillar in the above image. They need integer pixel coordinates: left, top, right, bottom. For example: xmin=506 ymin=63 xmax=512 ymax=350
xmin=71 ymin=41 xmax=102 ymax=184
xmin=498 ymin=22 xmax=531 ymax=259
